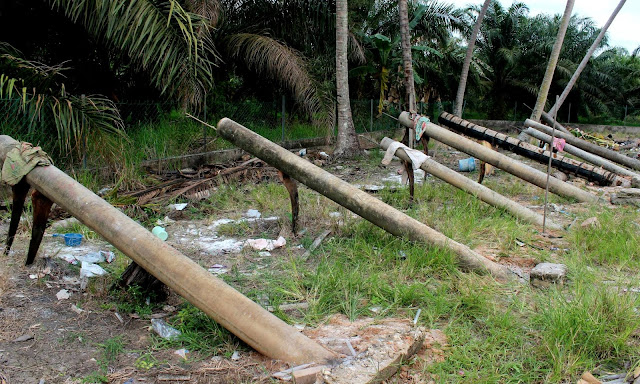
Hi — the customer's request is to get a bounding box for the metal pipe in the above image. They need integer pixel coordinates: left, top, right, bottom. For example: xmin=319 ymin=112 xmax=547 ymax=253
xmin=525 ymin=118 xmax=640 ymax=171
xmin=216 ymin=119 xmax=515 ymax=281
xmin=0 ymin=135 xmax=335 ymax=365
xmin=524 ymin=127 xmax=640 ymax=185
xmin=439 ymin=112 xmax=625 ymax=186
xmin=379 ymin=138 xmax=564 ymax=231
xmin=398 ymin=112 xmax=599 ymax=203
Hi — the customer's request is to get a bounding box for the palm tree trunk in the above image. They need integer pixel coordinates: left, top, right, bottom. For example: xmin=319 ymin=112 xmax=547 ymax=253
xmin=547 ymin=0 xmax=626 ymax=117
xmin=398 ymin=0 xmax=416 ymax=114
xmin=530 ymin=0 xmax=574 ymax=122
xmin=454 ymin=0 xmax=491 ymax=117
xmin=334 ymin=0 xmax=360 ymax=158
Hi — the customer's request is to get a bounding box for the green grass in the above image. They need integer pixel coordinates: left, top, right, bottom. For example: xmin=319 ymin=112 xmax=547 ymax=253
xmin=155 ymin=303 xmax=239 ymax=357
xmin=535 ymin=283 xmax=640 ymax=381
xmin=569 ymin=207 xmax=640 ymax=269
xmin=83 ymin=336 xmax=126 ymax=383
xmin=32 ymin=126 xmax=636 ymax=384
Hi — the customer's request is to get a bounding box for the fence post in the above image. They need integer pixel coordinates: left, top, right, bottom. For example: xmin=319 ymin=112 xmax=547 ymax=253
xmin=370 ymin=99 xmax=373 ymax=132
xmin=281 ymin=95 xmax=285 ymax=142
xmin=625 ymin=105 xmax=628 ymax=121
xmin=203 ymin=102 xmax=208 ymax=152
xmin=81 ymin=94 xmax=87 ymax=169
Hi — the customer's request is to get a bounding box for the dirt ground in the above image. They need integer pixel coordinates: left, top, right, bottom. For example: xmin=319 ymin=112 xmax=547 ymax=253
xmin=0 ymin=137 xmax=636 ymax=384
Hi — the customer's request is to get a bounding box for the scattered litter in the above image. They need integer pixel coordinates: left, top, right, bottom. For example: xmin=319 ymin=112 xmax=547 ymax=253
xmin=245 ymin=209 xmax=261 ymax=218
xmin=58 ymin=250 xmax=115 ymax=265
xmin=245 ymin=236 xmax=286 ymax=251
xmin=293 ymin=324 xmax=306 ymax=331
xmin=70 ymin=304 xmax=84 ymax=314
xmin=231 ymin=351 xmax=240 ymax=361
xmin=56 ymin=289 xmax=70 ymax=301
xmin=515 ymin=239 xmax=525 ymax=247
xmin=152 ymin=226 xmax=168 ymax=241
xmin=363 ymin=185 xmax=385 ymax=193
xmin=398 ymin=251 xmax=407 ymax=260
xmin=29 ymin=274 xmax=39 ymax=279
xmin=80 ymin=262 xmax=108 ymax=278
xmin=298 ymin=148 xmax=307 ymax=156
xmin=174 ymin=348 xmax=189 ymax=359
xmin=53 ymin=233 xmax=83 ymax=246
xmin=199 ymin=238 xmax=244 ymax=255
xmin=97 ymin=187 xmax=112 ymax=196
xmin=169 ymin=203 xmax=188 ymax=211
xmin=208 ymin=264 xmax=228 ymax=275
xmin=50 ymin=217 xmax=80 ymax=231
xmin=258 ymin=251 xmax=271 ymax=257
xmin=162 ymin=305 xmax=176 ymax=313
xmin=369 ymin=306 xmax=382 ymax=314
xmin=13 ymin=334 xmax=34 ymax=342
xmin=346 ymin=339 xmax=357 ymax=356
xmin=151 ymin=318 xmax=181 ymax=340
xmin=272 ymin=363 xmax=314 ymax=381
xmin=319 ymin=151 xmax=330 ymax=159
xmin=328 ymin=212 xmax=341 ymax=218
xmin=114 ymin=312 xmax=124 ymax=324
xmin=80 ymin=251 xmax=113 ymax=264
xmin=302 ymin=230 xmax=331 ymax=258
xmin=413 ymin=309 xmax=422 ymax=325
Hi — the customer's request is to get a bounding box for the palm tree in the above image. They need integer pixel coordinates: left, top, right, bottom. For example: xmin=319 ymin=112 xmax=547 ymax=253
xmin=335 ymin=0 xmax=360 ymax=157
xmin=546 ymin=0 xmax=627 ymax=117
xmin=48 ymin=0 xmax=215 ymax=109
xmin=0 ymin=0 xmax=213 ymax=159
xmin=398 ymin=0 xmax=416 ymax=114
xmin=454 ymin=0 xmax=491 ymax=117
xmin=475 ymin=2 xmax=531 ymax=119
xmin=214 ymin=0 xmax=335 ymax=125
xmin=530 ymin=0 xmax=575 ymax=122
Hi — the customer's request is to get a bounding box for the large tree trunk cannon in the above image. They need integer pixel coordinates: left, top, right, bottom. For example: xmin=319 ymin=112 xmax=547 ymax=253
xmin=523 ymin=127 xmax=640 ymax=186
xmin=0 ymin=135 xmax=335 ymax=366
xmin=397 ymin=112 xmax=599 ymax=203
xmin=379 ymin=138 xmax=564 ymax=231
xmin=438 ymin=112 xmax=627 ymax=187
xmin=216 ymin=118 xmax=515 ymax=281
xmin=525 ymin=118 xmax=640 ymax=172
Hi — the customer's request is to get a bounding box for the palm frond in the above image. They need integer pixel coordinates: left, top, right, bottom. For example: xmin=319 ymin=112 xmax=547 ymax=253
xmin=225 ymin=33 xmax=325 ymax=123
xmin=348 ymin=31 xmax=367 ymax=65
xmin=48 ymin=0 xmax=216 ymax=107
xmin=185 ymin=0 xmax=221 ymax=28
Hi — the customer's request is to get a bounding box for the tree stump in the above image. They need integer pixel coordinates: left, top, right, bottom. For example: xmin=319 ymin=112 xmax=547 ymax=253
xmin=112 ymin=261 xmax=168 ymax=302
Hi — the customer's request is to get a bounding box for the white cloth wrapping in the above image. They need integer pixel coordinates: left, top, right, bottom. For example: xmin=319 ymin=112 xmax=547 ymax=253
xmin=381 ymin=141 xmax=430 ymax=170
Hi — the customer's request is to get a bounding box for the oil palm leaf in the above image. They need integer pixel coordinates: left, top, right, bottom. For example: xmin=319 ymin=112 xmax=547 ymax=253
xmin=48 ymin=0 xmax=216 ymax=108
xmin=225 ymin=33 xmax=327 ymax=124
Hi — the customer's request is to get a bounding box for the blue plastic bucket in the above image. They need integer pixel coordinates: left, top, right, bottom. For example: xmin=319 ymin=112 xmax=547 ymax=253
xmin=458 ymin=157 xmax=476 ymax=172
xmin=53 ymin=233 xmax=83 ymax=246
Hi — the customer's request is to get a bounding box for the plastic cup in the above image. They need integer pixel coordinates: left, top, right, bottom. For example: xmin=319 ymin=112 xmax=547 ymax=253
xmin=151 ymin=226 xmax=168 ymax=241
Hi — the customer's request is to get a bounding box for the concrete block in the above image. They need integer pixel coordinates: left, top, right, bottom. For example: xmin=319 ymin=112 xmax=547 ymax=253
xmin=530 ymin=263 xmax=567 ymax=288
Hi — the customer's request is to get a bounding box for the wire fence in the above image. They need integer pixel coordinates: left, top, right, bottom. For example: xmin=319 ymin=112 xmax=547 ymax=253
xmin=1 ymin=97 xmax=639 ymax=168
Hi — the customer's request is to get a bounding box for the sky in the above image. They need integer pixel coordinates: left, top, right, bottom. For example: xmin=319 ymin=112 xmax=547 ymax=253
xmin=447 ymin=0 xmax=640 ymax=54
